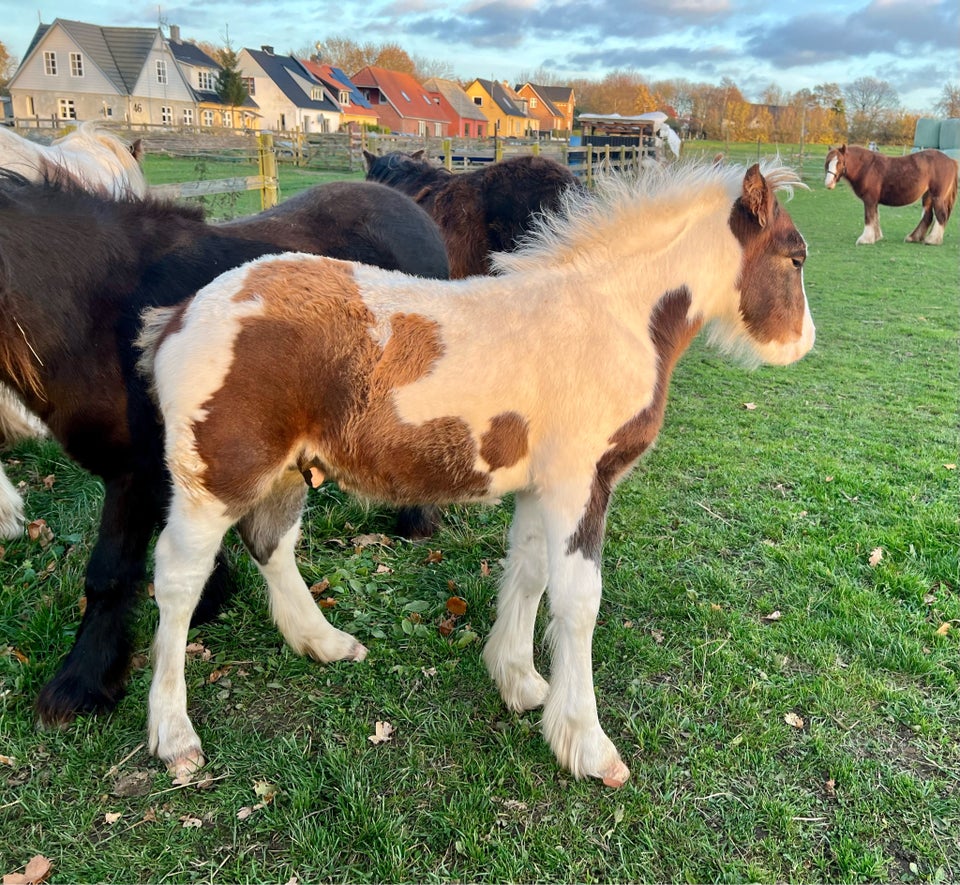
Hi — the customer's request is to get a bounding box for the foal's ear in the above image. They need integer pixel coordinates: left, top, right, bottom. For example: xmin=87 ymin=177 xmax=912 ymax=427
xmin=741 ymin=163 xmax=774 ymax=228
xmin=130 ymin=139 xmax=144 ymax=163
xmin=411 ymin=149 xmax=426 ymax=160
xmin=839 ymin=144 xmax=847 ymax=154
xmin=362 ymin=149 xmax=378 ymax=169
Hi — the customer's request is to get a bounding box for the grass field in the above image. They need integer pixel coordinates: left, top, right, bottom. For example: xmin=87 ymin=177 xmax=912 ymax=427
xmin=1 ymin=149 xmax=958 ymax=883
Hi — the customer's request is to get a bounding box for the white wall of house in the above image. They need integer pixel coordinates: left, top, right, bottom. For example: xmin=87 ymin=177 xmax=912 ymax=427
xmin=128 ymin=36 xmax=195 ymax=126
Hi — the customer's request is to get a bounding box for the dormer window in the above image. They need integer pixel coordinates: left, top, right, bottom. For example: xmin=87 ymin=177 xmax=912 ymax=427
xmin=339 ymin=90 xmax=350 ymax=105
xmin=311 ymin=86 xmax=324 ymax=101
xmin=198 ymin=70 xmax=215 ymax=90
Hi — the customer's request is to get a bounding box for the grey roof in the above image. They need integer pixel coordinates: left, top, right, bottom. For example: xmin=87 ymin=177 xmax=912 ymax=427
xmin=245 ymin=48 xmax=340 ymax=113
xmin=168 ymin=38 xmax=219 ymax=69
xmin=53 ymin=19 xmax=159 ymax=94
xmin=422 ymin=77 xmax=487 ymax=122
xmin=533 ymin=84 xmax=574 ymax=105
xmin=474 ymin=79 xmax=530 ymax=118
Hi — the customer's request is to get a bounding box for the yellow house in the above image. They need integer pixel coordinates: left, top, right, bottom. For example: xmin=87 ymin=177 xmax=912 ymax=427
xmin=465 ymin=78 xmax=538 ymax=138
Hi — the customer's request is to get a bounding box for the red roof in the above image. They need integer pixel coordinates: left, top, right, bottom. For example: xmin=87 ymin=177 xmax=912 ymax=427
xmin=351 ymin=66 xmax=448 ymax=125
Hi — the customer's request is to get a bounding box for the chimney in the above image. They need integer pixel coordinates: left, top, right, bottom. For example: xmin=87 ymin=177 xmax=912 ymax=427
xmin=261 ymin=45 xmax=274 ymax=55
xmin=169 ymin=24 xmax=181 ymax=43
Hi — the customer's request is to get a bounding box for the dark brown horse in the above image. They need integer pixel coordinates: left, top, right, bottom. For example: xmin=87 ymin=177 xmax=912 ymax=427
xmin=0 ymin=172 xmax=448 ymax=725
xmin=364 ymin=150 xmax=581 ymax=277
xmin=824 ymin=145 xmax=958 ymax=245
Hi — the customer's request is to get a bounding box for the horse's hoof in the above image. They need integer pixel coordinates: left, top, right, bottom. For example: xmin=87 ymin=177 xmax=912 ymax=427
xmin=166 ymin=750 xmax=206 ymax=782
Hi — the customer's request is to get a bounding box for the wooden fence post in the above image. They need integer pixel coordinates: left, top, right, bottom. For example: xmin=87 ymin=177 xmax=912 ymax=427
xmin=258 ymin=132 xmax=279 ymax=210
xmin=442 ymin=138 xmax=452 ymax=171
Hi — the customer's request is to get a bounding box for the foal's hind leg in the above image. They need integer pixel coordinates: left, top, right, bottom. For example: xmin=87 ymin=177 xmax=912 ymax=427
xmin=237 ymin=477 xmax=366 ymax=664
xmin=0 ymin=466 xmax=24 ymax=540
xmin=906 ymin=193 xmax=934 ymax=243
xmin=483 ymin=490 xmax=550 ymax=712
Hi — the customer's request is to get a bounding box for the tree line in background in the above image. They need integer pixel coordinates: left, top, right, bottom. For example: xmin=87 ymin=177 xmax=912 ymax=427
xmin=2 ymin=32 xmax=959 ymax=146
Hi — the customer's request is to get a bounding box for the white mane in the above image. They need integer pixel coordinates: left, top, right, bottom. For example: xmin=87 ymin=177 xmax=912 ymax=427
xmin=492 ymin=159 xmax=804 ymax=275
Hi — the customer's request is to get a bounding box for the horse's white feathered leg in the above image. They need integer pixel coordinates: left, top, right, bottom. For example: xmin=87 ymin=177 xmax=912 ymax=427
xmin=483 ymin=490 xmax=550 ymax=711
xmin=148 ymin=490 xmax=232 ymax=779
xmin=0 ymin=467 xmax=24 ymax=539
xmin=538 ymin=488 xmax=629 ymax=787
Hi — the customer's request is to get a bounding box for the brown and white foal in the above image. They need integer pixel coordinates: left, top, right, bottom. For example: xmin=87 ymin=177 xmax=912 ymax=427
xmin=138 ymin=161 xmax=815 ymax=786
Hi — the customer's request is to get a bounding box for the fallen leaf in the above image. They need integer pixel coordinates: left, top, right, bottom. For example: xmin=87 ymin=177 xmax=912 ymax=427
xmin=253 ymin=780 xmax=278 ymax=804
xmin=77 ymin=595 xmax=87 ymax=616
xmin=9 ymin=648 xmax=28 ymax=665
xmin=868 ymin=547 xmax=884 ymax=567
xmin=185 ymin=641 xmax=211 ymax=661
xmin=480 ymin=559 xmax=491 ymax=577
xmin=0 ymin=755 xmax=15 ymax=766
xmin=935 ymin=622 xmax=951 ymax=636
xmin=446 ymin=596 xmax=468 ymax=617
xmin=944 ymin=464 xmax=956 ymax=470
xmin=650 ymin=629 xmax=665 ymax=645
xmin=42 ymin=475 xmax=56 ymax=490
xmin=180 ymin=815 xmax=202 ymax=828
xmin=743 ymin=402 xmax=757 ymax=410
xmin=369 ymin=720 xmax=395 ymax=745
xmin=438 ymin=616 xmax=456 ymax=637
xmin=375 ymin=564 xmax=393 ymax=574
xmin=112 ymin=770 xmax=153 ymax=797
xmin=26 ymin=519 xmax=54 ymax=547
xmin=308 ymin=578 xmax=330 ymax=596
xmin=3 ymin=855 xmax=53 ymax=885
xmin=351 ymin=533 xmax=392 ymax=548
xmin=236 ymin=805 xmax=255 ymax=821
xmin=824 ymin=778 xmax=836 ymax=798
xmin=784 ymin=712 xmax=805 ymax=729
xmin=424 ymin=549 xmax=443 ymax=564
xmin=762 ymin=610 xmax=783 ymax=622
xmin=104 ymin=811 xmax=122 ymax=825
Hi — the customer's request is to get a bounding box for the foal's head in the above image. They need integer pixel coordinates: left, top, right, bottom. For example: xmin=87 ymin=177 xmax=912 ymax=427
xmin=723 ymin=163 xmax=815 ymax=366
xmin=363 ymin=150 xmax=448 ymax=191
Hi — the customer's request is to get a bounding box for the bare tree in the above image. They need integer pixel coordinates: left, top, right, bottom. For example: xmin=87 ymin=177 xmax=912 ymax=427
xmin=934 ymin=83 xmax=960 ymax=118
xmin=0 ymin=39 xmax=17 ymax=95
xmin=844 ymin=76 xmax=900 ymax=143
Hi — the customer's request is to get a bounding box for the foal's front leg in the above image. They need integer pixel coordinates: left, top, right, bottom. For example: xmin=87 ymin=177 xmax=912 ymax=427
xmin=148 ymin=494 xmax=233 ymax=779
xmin=539 ymin=494 xmax=630 ymax=787
xmin=483 ymin=490 xmax=550 ymax=712
xmin=857 ymin=201 xmax=883 ymax=244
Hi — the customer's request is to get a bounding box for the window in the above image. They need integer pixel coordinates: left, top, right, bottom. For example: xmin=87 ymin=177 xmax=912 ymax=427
xmin=26 ymin=96 xmax=35 ymax=116
xmin=434 ymin=122 xmax=442 ymax=137
xmin=44 ymin=51 xmax=57 ymax=76
xmin=156 ymin=59 xmax=167 ymax=84
xmin=242 ymin=77 xmax=255 ymax=96
xmin=222 ymin=110 xmax=233 ymax=127
xmin=400 ymin=90 xmax=411 ymax=102
xmin=198 ymin=70 xmax=215 ymax=90
xmin=70 ymin=52 xmax=84 ymax=77
xmin=338 ymin=90 xmax=350 ymax=105
xmin=529 ymin=97 xmax=537 ymax=108
xmin=310 ymin=86 xmax=324 ymax=101
xmin=182 ymin=108 xmax=194 ymax=125
xmin=418 ymin=119 xmax=426 ymax=137
xmin=161 ymin=106 xmax=173 ymax=125
xmin=473 ymin=96 xmax=482 ymax=106
xmin=58 ymin=98 xmax=76 ymax=120
xmin=203 ymin=110 xmax=214 ymax=127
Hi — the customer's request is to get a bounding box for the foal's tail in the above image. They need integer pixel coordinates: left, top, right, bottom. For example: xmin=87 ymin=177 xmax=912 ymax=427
xmin=135 ymin=304 xmax=187 ymax=398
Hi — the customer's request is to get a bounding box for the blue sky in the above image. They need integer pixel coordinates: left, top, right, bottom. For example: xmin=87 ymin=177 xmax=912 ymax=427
xmin=3 ymin=0 xmax=957 ymax=112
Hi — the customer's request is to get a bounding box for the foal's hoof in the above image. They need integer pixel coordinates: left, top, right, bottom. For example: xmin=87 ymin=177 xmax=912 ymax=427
xmin=600 ymin=759 xmax=631 ymax=789
xmin=166 ymin=749 xmax=206 ymax=783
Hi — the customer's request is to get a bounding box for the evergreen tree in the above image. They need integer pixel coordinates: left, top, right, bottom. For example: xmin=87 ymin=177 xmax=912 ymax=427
xmin=215 ymin=46 xmax=248 ymax=108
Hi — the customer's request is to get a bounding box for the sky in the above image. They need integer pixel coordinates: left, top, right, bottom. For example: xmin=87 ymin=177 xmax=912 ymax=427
xmin=3 ymin=0 xmax=958 ymax=112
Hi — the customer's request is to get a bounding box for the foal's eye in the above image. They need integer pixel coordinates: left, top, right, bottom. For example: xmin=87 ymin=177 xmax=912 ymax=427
xmin=791 ymin=256 xmax=804 ymax=270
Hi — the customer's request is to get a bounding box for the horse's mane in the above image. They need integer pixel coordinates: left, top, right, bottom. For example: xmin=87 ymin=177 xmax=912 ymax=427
xmin=366 ymin=151 xmax=452 ymax=190
xmin=492 ymin=159 xmax=804 ymax=274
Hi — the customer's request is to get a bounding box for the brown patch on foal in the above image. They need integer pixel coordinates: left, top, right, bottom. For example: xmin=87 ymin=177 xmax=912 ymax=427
xmin=479 ymin=412 xmax=529 ymax=470
xmin=192 ymin=256 xmax=493 ymax=511
xmin=568 ymin=288 xmax=702 ymax=562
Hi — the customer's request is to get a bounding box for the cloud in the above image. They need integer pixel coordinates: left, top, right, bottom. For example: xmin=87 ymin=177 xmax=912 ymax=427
xmin=743 ymin=0 xmax=958 ymax=68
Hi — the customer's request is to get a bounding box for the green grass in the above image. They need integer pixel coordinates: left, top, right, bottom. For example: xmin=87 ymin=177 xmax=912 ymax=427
xmin=1 ymin=156 xmax=958 ymax=883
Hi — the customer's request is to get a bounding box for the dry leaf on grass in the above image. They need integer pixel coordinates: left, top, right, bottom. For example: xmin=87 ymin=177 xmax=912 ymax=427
xmin=42 ymin=475 xmax=56 ymax=490
xmin=743 ymin=402 xmax=757 ymax=410
xmin=424 ymin=549 xmax=443 ymax=564
xmin=103 ymin=812 xmax=122 ymax=825
xmin=26 ymin=519 xmax=54 ymax=547
xmin=784 ymin=712 xmax=805 ymax=729
xmin=761 ymin=610 xmax=783 ymax=623
xmin=369 ymin=720 xmax=395 ymax=745
xmin=868 ymin=547 xmax=884 ymax=567
xmin=935 ymin=622 xmax=952 ymax=637
xmin=3 ymin=855 xmax=53 ymax=885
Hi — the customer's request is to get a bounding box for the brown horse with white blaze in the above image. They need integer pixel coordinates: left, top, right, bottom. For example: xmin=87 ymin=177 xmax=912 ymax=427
xmin=138 ymin=161 xmax=815 ymax=786
xmin=824 ymin=144 xmax=958 ymax=245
